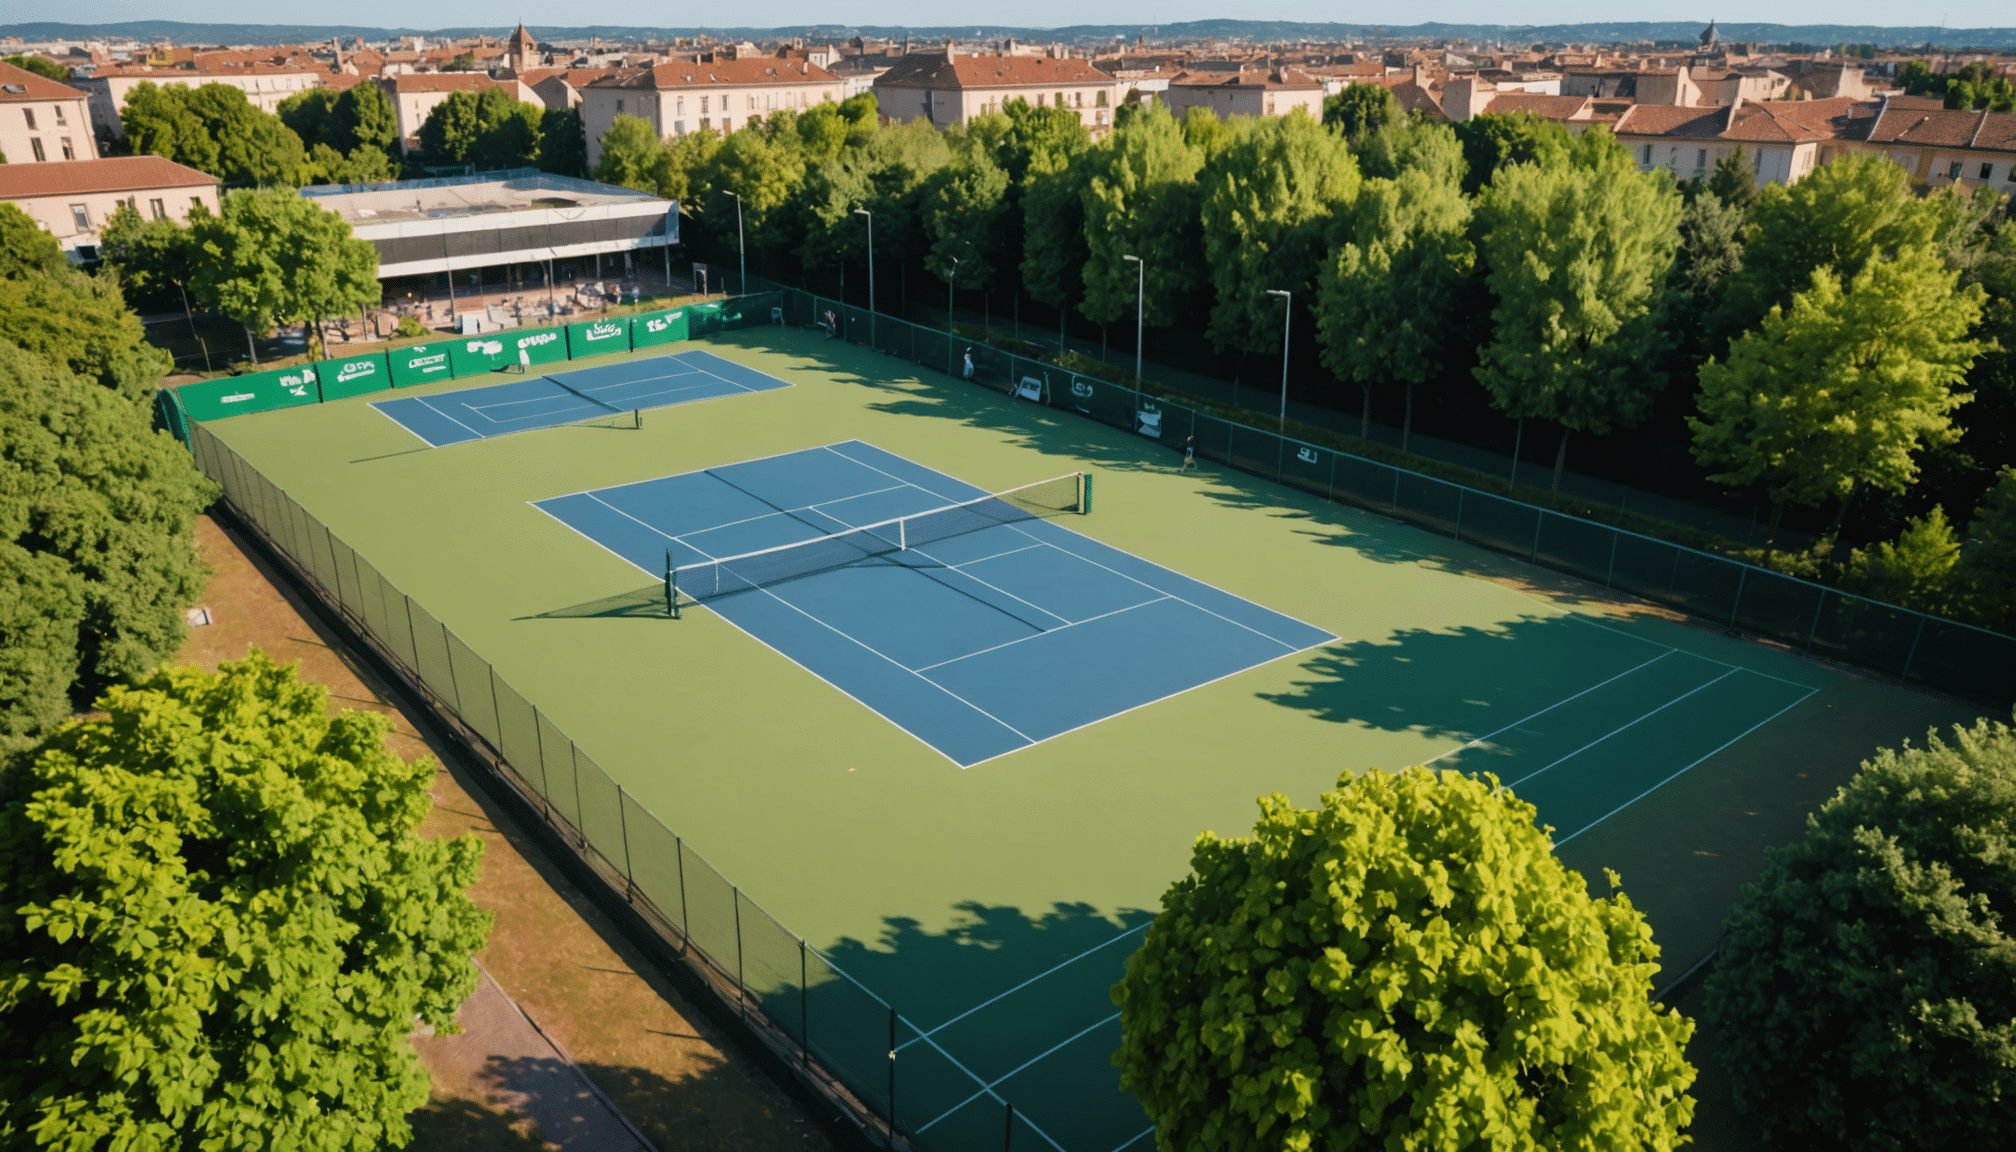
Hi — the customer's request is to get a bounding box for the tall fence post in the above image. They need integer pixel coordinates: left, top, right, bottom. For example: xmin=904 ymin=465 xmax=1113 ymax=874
xmin=799 ymin=940 xmax=810 ymax=1070
xmin=734 ymin=889 xmax=746 ymax=1023
xmin=887 ymin=1008 xmax=898 ymax=1142
xmin=675 ymin=834 xmax=689 ymax=954
xmin=1729 ymin=568 xmax=1748 ymax=627
xmin=617 ymin=784 xmax=633 ymax=897
xmin=1900 ymin=615 xmax=1928 ymax=680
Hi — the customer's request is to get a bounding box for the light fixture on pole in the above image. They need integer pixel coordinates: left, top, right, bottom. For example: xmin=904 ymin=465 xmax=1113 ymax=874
xmin=854 ymin=207 xmax=874 ymax=347
xmin=1266 ymin=289 xmax=1291 ymax=432
xmin=1121 ymin=254 xmax=1145 ymax=409
xmin=723 ymin=189 xmax=745 ymax=294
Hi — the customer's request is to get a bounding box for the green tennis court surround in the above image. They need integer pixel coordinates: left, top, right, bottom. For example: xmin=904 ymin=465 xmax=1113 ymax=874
xmin=184 ymin=319 xmax=1983 ymax=1151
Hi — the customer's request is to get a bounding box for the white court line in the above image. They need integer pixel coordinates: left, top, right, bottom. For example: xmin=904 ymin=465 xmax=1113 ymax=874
xmin=1111 ymin=1127 xmax=1156 ymax=1151
xmin=1566 ymin=613 xmax=1817 ymax=692
xmin=915 ymin=1013 xmax=1122 ymax=1134
xmin=912 ymin=597 xmax=1172 ymax=673
xmin=1555 ymin=683 xmax=1822 ymax=846
xmin=1503 ymin=667 xmax=1740 ymax=789
xmin=1421 ymin=651 xmax=1675 ymax=767
xmin=408 ymin=393 xmax=488 ymax=442
xmin=583 ymin=492 xmax=685 ymax=546
xmin=756 ymin=586 xmax=1040 ymax=742
xmin=897 ymin=921 xmax=1152 ymax=1051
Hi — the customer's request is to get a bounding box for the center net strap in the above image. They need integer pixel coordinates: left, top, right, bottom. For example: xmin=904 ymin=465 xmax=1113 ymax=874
xmin=674 ymin=473 xmax=1083 ymax=604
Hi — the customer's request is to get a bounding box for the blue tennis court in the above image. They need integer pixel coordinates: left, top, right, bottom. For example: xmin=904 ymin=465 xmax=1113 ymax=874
xmin=372 ymin=349 xmax=790 ymax=447
xmin=533 ymin=441 xmax=1334 ymax=766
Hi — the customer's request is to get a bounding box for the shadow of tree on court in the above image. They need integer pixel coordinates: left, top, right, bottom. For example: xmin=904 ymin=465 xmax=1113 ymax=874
xmin=1260 ymin=614 xmax=1650 ymax=749
xmin=819 ymin=899 xmax=1153 ymax=1038
xmin=405 ymin=1094 xmax=550 ymax=1151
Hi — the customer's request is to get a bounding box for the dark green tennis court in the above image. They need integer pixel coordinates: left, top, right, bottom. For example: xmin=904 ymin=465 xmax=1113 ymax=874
xmin=188 ymin=323 xmax=1978 ymax=1152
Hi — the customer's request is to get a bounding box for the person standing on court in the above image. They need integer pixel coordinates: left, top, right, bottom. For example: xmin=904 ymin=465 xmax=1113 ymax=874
xmin=1181 ymin=433 xmax=1198 ymax=472
xmin=963 ymin=348 xmax=975 ymax=382
xmin=824 ymin=309 xmax=838 ymax=340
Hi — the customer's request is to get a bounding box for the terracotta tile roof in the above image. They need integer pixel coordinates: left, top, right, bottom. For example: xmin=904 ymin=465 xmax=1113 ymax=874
xmin=1169 ymin=67 xmax=1323 ymax=91
xmin=1866 ymin=100 xmax=2016 ymax=152
xmin=0 ymin=155 xmax=218 ymax=197
xmin=1481 ymin=92 xmax=1592 ymax=120
xmin=1616 ymin=97 xmax=1865 ymax=145
xmin=92 ymin=62 xmax=317 ymax=78
xmin=384 ymin=73 xmax=497 ymax=93
xmin=875 ymin=52 xmax=1114 ymax=90
xmin=0 ymin=60 xmax=88 ymax=101
xmin=523 ymin=68 xmax=617 ymax=89
xmin=591 ymin=58 xmax=841 ymax=90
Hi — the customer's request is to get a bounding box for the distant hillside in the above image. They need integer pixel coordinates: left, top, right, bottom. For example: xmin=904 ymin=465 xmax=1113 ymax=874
xmin=3 ymin=18 xmax=2011 ymax=49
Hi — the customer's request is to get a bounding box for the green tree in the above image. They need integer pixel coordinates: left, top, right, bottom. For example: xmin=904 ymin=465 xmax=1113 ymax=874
xmin=1114 ymin=766 xmax=1695 ymax=1151
xmin=922 ymin=147 xmax=1011 ymax=289
xmin=592 ymin=113 xmax=665 ymax=191
xmin=123 ymin=81 xmax=307 ymax=186
xmin=794 ymin=119 xmax=948 ymax=273
xmin=1705 ymin=144 xmax=1758 ymax=214
xmin=0 ymin=344 xmax=214 ymax=743
xmin=304 ymin=141 xmax=398 ymax=186
xmin=278 ymin=84 xmax=398 ymax=176
xmin=0 ymin=650 xmax=492 ymax=1146
xmin=1958 ymin=468 xmax=2016 ymax=629
xmin=1020 ymin=145 xmax=1093 ymax=324
xmin=1474 ymin=132 xmax=1683 ymax=488
xmin=1451 ymin=110 xmax=1571 ymax=195
xmin=1840 ymin=506 xmax=1964 ymax=611
xmin=3 ymin=54 xmax=67 ymax=80
xmin=702 ymin=121 xmax=808 ymax=251
xmin=0 ymin=257 xmax=169 ymax=399
xmin=1317 ymin=167 xmax=1475 ymax=444
xmin=1354 ymin=115 xmax=1467 ymax=188
xmin=417 ymin=87 xmax=554 ymax=171
xmin=1320 ymin=82 xmax=1400 ymax=143
xmin=1713 ymin=153 xmax=1942 ymax=346
xmin=98 ymin=201 xmax=200 ymax=321
xmin=1706 ymin=718 xmax=2016 ymax=1150
xmin=538 ymin=107 xmax=586 ymax=177
xmin=1899 ymin=59 xmax=2016 ymax=112
xmin=0 ymin=203 xmax=67 ymax=278
xmin=1079 ymin=102 xmax=1206 ymax=328
xmin=1691 ymin=248 xmax=1986 ymax=532
xmin=1199 ymin=111 xmax=1361 ymax=355
xmin=189 ymin=189 xmax=379 ymax=364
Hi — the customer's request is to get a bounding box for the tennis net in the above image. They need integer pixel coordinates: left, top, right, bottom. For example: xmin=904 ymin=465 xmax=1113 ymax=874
xmin=545 ymin=370 xmax=641 ymax=428
xmin=671 ymin=473 xmax=1087 ymax=606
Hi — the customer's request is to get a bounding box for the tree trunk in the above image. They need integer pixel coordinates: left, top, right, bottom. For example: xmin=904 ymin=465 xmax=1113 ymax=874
xmin=1360 ymin=385 xmax=1372 ymax=441
xmin=1829 ymin=485 xmax=1855 ymax=538
xmin=1402 ymin=382 xmax=1414 ymax=454
xmin=244 ymin=323 xmax=258 ymax=365
xmin=1552 ymin=427 xmax=1570 ymax=492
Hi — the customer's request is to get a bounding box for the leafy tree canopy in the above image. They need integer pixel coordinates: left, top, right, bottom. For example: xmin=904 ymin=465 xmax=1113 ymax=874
xmin=0 ymin=650 xmax=492 ymax=1147
xmin=0 ymin=343 xmax=214 ymax=743
xmin=0 ymin=255 xmax=169 ymax=399
xmin=1354 ymin=115 xmax=1466 ymax=187
xmin=1451 ymin=110 xmax=1571 ymax=195
xmin=1321 ymin=82 xmax=1401 ymax=144
xmin=1317 ymin=167 xmax=1474 ymax=387
xmin=1691 ymin=246 xmax=1985 ymax=513
xmin=922 ymin=146 xmax=1011 ymax=288
xmin=1199 ymin=110 xmax=1361 ymax=354
xmin=0 ymin=203 xmax=67 ymax=280
xmin=1080 ymin=101 xmax=1207 ymax=327
xmin=189 ymin=188 xmax=378 ymax=345
xmin=1706 ymin=718 xmax=2016 ymax=1150
xmin=3 ymin=53 xmax=67 ymax=80
xmin=1113 ymin=766 xmax=1695 ymax=1151
xmin=1839 ymin=505 xmax=1963 ymax=612
xmin=1958 ymin=467 xmax=2016 ymax=630
xmin=122 ymin=81 xmax=307 ymax=187
xmin=1898 ymin=59 xmax=2016 ymax=112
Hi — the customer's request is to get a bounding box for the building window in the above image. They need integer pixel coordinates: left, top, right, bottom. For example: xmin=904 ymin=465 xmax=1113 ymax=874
xmin=616 ymin=98 xmax=623 ymax=112
xmin=1949 ymin=160 xmax=1963 ymax=180
xmin=1696 ymin=148 xmax=1707 ymax=169
xmin=60 ymin=137 xmax=74 ymax=160
xmin=1640 ymin=143 xmax=1652 ymax=164
xmin=1097 ymin=90 xmax=1109 ymax=107
xmin=191 ymin=196 xmax=202 ymax=211
xmin=700 ymin=95 xmax=708 ymax=113
xmin=70 ymin=204 xmax=90 ymax=230
xmin=1056 ymin=91 xmax=1065 ymax=107
xmin=22 ymin=108 xmax=35 ymax=130
xmin=677 ymin=96 xmax=684 ymax=115
xmin=149 ymin=198 xmax=166 ymax=219
xmin=1984 ymin=163 xmax=1996 ymax=180
xmin=30 ymin=138 xmax=45 ymax=162
xmin=53 ymin=104 xmax=66 ymax=125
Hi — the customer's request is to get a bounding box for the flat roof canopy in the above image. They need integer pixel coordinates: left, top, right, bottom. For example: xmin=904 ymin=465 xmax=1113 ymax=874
xmin=301 ymin=168 xmax=678 ymax=279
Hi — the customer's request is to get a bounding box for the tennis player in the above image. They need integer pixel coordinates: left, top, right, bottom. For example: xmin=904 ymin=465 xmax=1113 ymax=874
xmin=1181 ymin=433 xmax=1198 ymax=472
xmin=963 ymin=348 xmax=975 ymax=381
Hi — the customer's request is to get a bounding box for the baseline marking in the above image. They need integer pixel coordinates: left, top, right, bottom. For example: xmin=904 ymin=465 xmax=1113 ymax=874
xmin=1503 ymin=666 xmax=1740 ymax=789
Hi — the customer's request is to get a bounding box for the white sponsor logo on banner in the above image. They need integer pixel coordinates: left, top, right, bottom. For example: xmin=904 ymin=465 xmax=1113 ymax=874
xmin=1071 ymin=380 xmax=1094 ymax=398
xmin=336 ymin=359 xmax=378 ymax=383
xmin=583 ymin=321 xmax=623 ymax=341
xmin=1297 ymin=446 xmax=1319 ymax=464
xmin=518 ymin=331 xmax=561 ymax=349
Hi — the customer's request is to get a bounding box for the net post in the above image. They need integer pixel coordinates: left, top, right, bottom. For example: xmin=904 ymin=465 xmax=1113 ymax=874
xmin=899 ymin=516 xmax=907 ymax=551
xmin=665 ymin=549 xmax=679 ymax=619
xmin=634 ymin=408 xmax=642 ymax=429
xmin=1080 ymin=472 xmax=1092 ymax=515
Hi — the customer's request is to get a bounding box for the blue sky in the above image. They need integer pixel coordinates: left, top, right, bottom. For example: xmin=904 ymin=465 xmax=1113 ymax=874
xmin=42 ymin=0 xmax=2013 ymax=34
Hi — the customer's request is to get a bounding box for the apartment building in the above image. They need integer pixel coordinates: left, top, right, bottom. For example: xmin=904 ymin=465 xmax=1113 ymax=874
xmin=873 ymin=48 xmax=1123 ymax=134
xmin=1615 ymin=97 xmax=1858 ymax=185
xmin=581 ymin=58 xmax=846 ymax=167
xmin=79 ymin=64 xmax=325 ymax=135
xmin=1162 ymin=67 xmax=1325 ymax=121
xmin=1846 ymin=94 xmax=2016 ymax=191
xmin=0 ymin=155 xmax=219 ymax=262
xmin=0 ymin=60 xmax=96 ymax=164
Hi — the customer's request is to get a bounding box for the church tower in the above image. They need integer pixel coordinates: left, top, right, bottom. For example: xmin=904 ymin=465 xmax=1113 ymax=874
xmin=507 ymin=23 xmax=539 ymax=73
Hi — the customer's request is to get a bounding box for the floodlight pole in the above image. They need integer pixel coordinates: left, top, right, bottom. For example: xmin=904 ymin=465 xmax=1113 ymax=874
xmin=854 ymin=207 xmax=874 ymax=346
xmin=724 ymin=189 xmax=745 ymax=294
xmin=946 ymin=255 xmax=959 ymax=378
xmin=1122 ymin=253 xmax=1144 ymax=408
xmin=1266 ymin=289 xmax=1291 ymax=432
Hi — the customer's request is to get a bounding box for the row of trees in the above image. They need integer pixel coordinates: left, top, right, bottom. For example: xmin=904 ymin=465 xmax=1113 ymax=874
xmin=1898 ymin=60 xmax=2016 ymax=112
xmin=595 ymin=90 xmax=2015 ymax=632
xmin=116 ymin=79 xmax=586 ymax=188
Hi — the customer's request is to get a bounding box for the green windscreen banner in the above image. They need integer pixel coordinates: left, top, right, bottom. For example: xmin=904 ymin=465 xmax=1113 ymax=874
xmin=512 ymin=324 xmax=569 ymax=367
xmin=445 ymin=325 xmax=569 ymax=377
xmin=317 ymin=353 xmax=391 ymax=400
xmin=174 ymin=363 xmax=322 ymax=422
xmin=630 ymin=307 xmax=689 ymax=349
xmin=566 ymin=316 xmax=632 ymax=358
xmin=388 ymin=343 xmax=455 ymax=387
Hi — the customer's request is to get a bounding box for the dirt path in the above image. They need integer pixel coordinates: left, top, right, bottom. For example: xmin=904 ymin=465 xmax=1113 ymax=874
xmin=176 ymin=513 xmax=840 ymax=1152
